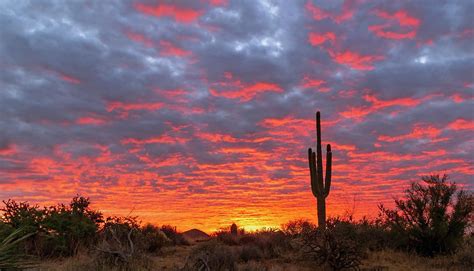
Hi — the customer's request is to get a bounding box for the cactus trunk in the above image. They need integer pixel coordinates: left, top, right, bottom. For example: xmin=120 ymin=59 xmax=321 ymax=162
xmin=317 ymin=197 xmax=326 ymax=228
xmin=308 ymin=111 xmax=332 ymax=229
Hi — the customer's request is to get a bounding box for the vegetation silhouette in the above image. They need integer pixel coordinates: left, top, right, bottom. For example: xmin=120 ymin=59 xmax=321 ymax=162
xmin=230 ymin=223 xmax=238 ymax=236
xmin=379 ymin=174 xmax=473 ymax=256
xmin=0 ymin=175 xmax=472 ymax=270
xmin=308 ymin=111 xmax=332 ymax=229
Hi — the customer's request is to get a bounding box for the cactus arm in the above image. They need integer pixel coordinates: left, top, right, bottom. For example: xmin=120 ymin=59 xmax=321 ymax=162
xmin=324 ymin=144 xmax=332 ymax=197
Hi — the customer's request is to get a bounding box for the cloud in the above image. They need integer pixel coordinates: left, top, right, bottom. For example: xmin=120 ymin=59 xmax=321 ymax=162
xmin=369 ymin=9 xmax=420 ymax=40
xmin=329 ymin=50 xmax=384 ymax=70
xmin=134 ymin=3 xmax=203 ymax=23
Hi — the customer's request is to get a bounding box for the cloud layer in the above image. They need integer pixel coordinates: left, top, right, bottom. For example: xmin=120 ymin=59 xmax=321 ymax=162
xmin=0 ymin=0 xmax=473 ymax=231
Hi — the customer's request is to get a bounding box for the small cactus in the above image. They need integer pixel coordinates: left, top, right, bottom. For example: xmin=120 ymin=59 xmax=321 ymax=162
xmin=308 ymin=111 xmax=332 ymax=229
xmin=230 ymin=223 xmax=238 ymax=235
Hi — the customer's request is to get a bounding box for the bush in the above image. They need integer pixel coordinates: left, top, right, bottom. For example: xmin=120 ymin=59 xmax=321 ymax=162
xmin=239 ymin=244 xmax=263 ymax=262
xmin=160 ymin=225 xmax=188 ymax=246
xmin=216 ymin=231 xmax=240 ymax=246
xmin=96 ymin=216 xmax=141 ymax=265
xmin=325 ymin=216 xmax=392 ymax=253
xmin=380 ymin=174 xmax=473 ymax=256
xmin=284 ymin=219 xmax=363 ymax=271
xmin=247 ymin=229 xmax=288 ymax=259
xmin=1 ymin=195 xmax=103 ymax=258
xmin=323 ymin=225 xmax=363 ymax=271
xmin=140 ymin=224 xmax=170 ymax=253
xmin=1 ymin=200 xmax=43 ymax=230
xmin=183 ymin=240 xmax=238 ymax=271
xmin=95 ymin=216 xmax=172 ymax=267
xmin=40 ymin=196 xmax=103 ymax=257
xmin=0 ymin=195 xmax=184 ymax=267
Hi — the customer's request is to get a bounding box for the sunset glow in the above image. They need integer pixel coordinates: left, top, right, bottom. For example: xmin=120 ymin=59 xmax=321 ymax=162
xmin=0 ymin=1 xmax=473 ymax=233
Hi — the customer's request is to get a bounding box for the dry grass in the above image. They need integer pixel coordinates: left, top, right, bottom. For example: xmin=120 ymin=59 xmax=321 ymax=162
xmin=361 ymin=249 xmax=473 ymax=271
xmin=151 ymin=245 xmax=194 ymax=270
xmin=30 ymin=241 xmax=473 ymax=271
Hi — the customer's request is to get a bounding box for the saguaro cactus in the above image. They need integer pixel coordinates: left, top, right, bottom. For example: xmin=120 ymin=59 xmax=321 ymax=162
xmin=230 ymin=223 xmax=238 ymax=235
xmin=308 ymin=111 xmax=332 ymax=229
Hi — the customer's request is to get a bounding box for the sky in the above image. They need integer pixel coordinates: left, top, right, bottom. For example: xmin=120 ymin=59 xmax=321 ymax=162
xmin=0 ymin=0 xmax=473 ymax=232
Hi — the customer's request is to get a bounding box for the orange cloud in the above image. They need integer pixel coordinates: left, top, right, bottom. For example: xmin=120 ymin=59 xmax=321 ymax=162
xmin=363 ymin=93 xmax=422 ymax=108
xmin=210 ymin=79 xmax=283 ymax=102
xmin=134 ymin=3 xmax=202 ymax=23
xmin=305 ymin=1 xmax=355 ymax=23
xmin=369 ymin=9 xmax=420 ymax=40
xmin=299 ymin=75 xmax=328 ymax=91
xmin=340 ymin=93 xmax=427 ymax=120
xmin=329 ymin=50 xmax=384 ymax=70
xmin=378 ymin=124 xmax=441 ymax=142
xmin=208 ymin=0 xmax=228 ymax=6
xmin=122 ymin=135 xmax=189 ymax=145
xmin=159 ymin=40 xmax=191 ymax=57
xmin=368 ymin=24 xmax=416 ymax=40
xmin=76 ymin=117 xmax=107 ymax=126
xmin=308 ymin=32 xmax=336 ymax=46
xmin=106 ymin=101 xmax=163 ymax=112
xmin=305 ymin=1 xmax=330 ymax=20
xmin=375 ymin=10 xmax=420 ymax=27
xmin=448 ymin=119 xmax=474 ymax=130
xmin=0 ymin=144 xmax=17 ymax=156
xmin=197 ymin=132 xmax=240 ymax=143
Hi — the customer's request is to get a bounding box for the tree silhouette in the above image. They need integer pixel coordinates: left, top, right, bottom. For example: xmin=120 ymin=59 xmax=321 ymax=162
xmin=380 ymin=174 xmax=473 ymax=256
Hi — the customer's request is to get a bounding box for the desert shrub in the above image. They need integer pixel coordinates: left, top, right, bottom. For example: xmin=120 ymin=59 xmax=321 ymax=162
xmin=140 ymin=223 xmax=170 ymax=253
xmin=284 ymin=219 xmax=362 ymax=271
xmin=96 ymin=216 xmax=170 ymax=267
xmin=96 ymin=216 xmax=141 ymax=265
xmin=216 ymin=231 xmax=240 ymax=246
xmin=325 ymin=216 xmax=392 ymax=253
xmin=161 ymin=224 xmax=189 ymax=246
xmin=380 ymin=174 xmax=473 ymax=256
xmin=183 ymin=240 xmax=238 ymax=271
xmin=283 ymin=219 xmax=317 ymax=237
xmin=324 ymin=224 xmax=363 ymax=270
xmin=248 ymin=229 xmax=289 ymax=259
xmin=239 ymin=244 xmax=263 ymax=262
xmin=350 ymin=216 xmax=392 ymax=251
xmin=39 ymin=196 xmax=103 ymax=257
xmin=238 ymin=234 xmax=257 ymax=245
xmin=1 ymin=200 xmax=44 ymax=230
xmin=1 ymin=200 xmax=43 ymax=255
xmin=1 ymin=195 xmax=102 ymax=258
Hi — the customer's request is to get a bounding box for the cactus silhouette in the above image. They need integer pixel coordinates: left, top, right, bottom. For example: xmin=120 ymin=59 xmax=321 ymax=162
xmin=308 ymin=111 xmax=332 ymax=229
xmin=230 ymin=223 xmax=238 ymax=235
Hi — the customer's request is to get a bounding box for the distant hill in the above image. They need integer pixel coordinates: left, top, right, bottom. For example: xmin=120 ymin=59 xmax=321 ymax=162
xmin=182 ymin=228 xmax=210 ymax=242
